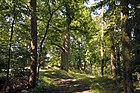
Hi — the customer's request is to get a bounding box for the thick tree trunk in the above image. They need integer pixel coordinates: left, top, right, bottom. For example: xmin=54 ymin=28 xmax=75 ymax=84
xmin=29 ymin=0 xmax=37 ymax=88
xmin=61 ymin=49 xmax=65 ymax=70
xmin=133 ymin=10 xmax=140 ymax=87
xmin=133 ymin=1 xmax=140 ymax=84
xmin=61 ymin=22 xmax=70 ymax=71
xmin=121 ymin=0 xmax=133 ymax=92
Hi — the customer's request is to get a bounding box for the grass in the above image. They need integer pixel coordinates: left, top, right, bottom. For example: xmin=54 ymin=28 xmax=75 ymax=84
xmin=21 ymin=67 xmax=124 ymax=93
xmin=91 ymin=77 xmax=123 ymax=93
xmin=21 ymin=76 xmax=58 ymax=93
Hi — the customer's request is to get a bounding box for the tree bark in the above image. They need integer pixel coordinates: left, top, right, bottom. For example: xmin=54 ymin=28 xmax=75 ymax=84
xmin=116 ymin=44 xmax=121 ymax=76
xmin=121 ymin=0 xmax=133 ymax=92
xmin=29 ymin=0 xmax=37 ymax=88
xmin=60 ymin=2 xmax=72 ymax=71
xmin=61 ymin=21 xmax=70 ymax=71
xmin=110 ymin=33 xmax=117 ymax=77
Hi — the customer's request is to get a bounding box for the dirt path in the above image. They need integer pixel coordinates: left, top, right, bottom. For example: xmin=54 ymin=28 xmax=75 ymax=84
xmin=50 ymin=78 xmax=91 ymax=93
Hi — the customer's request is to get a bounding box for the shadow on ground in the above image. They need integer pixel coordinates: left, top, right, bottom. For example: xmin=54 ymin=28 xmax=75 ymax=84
xmin=42 ymin=69 xmax=91 ymax=93
xmin=21 ymin=68 xmax=139 ymax=93
xmin=38 ymin=68 xmax=124 ymax=93
xmin=50 ymin=78 xmax=90 ymax=93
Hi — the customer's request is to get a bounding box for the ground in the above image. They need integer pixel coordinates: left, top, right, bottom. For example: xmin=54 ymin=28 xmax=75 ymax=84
xmin=20 ymin=67 xmax=140 ymax=93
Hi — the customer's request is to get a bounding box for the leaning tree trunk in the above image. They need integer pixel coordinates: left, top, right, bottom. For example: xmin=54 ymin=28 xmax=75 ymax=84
xmin=37 ymin=2 xmax=60 ymax=81
xmin=3 ymin=3 xmax=16 ymax=92
xmin=37 ymin=10 xmax=53 ymax=82
xmin=3 ymin=15 xmax=15 ymax=93
xmin=29 ymin=0 xmax=37 ymax=88
xmin=121 ymin=0 xmax=133 ymax=92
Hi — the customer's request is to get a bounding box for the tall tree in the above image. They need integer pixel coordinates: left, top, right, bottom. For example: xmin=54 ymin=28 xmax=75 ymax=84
xmin=121 ymin=0 xmax=133 ymax=92
xmin=61 ymin=0 xmax=74 ymax=71
xmin=61 ymin=11 xmax=71 ymax=71
xmin=37 ymin=0 xmax=61 ymax=80
xmin=29 ymin=0 xmax=37 ymax=88
xmin=3 ymin=1 xmax=16 ymax=92
xmin=100 ymin=0 xmax=104 ymax=77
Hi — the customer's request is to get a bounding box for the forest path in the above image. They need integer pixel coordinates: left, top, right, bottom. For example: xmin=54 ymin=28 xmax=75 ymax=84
xmin=39 ymin=68 xmax=137 ymax=93
xmin=50 ymin=78 xmax=90 ymax=93
xmin=42 ymin=68 xmax=93 ymax=93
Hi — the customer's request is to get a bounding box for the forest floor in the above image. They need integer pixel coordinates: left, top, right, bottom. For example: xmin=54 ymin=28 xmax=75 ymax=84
xmin=20 ymin=67 xmax=140 ymax=93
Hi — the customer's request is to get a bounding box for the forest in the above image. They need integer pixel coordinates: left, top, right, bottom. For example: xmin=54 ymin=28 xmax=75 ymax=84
xmin=0 ymin=0 xmax=140 ymax=93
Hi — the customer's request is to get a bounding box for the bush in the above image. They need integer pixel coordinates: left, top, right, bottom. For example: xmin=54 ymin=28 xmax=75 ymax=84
xmin=11 ymin=68 xmax=30 ymax=77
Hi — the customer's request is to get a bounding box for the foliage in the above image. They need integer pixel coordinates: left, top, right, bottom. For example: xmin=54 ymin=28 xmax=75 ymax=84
xmin=0 ymin=0 xmax=140 ymax=92
xmin=29 ymin=77 xmax=58 ymax=93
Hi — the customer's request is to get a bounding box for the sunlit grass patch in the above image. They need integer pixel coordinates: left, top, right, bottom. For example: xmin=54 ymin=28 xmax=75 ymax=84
xmin=43 ymin=69 xmax=73 ymax=79
xmin=53 ymin=70 xmax=73 ymax=79
xmin=21 ymin=75 xmax=59 ymax=93
xmin=41 ymin=77 xmax=58 ymax=86
xmin=40 ymin=67 xmax=95 ymax=80
xmin=69 ymin=70 xmax=95 ymax=79
xmin=28 ymin=77 xmax=58 ymax=93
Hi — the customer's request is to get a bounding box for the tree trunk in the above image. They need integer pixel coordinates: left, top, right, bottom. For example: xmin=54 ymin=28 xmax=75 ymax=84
xmin=110 ymin=52 xmax=116 ymax=77
xmin=77 ymin=43 xmax=82 ymax=70
xmin=29 ymin=0 xmax=37 ymax=88
xmin=61 ymin=49 xmax=65 ymax=70
xmin=3 ymin=2 xmax=16 ymax=92
xmin=100 ymin=0 xmax=104 ymax=77
xmin=133 ymin=9 xmax=140 ymax=87
xmin=61 ymin=21 xmax=70 ymax=71
xmin=3 ymin=16 xmax=15 ymax=93
xmin=60 ymin=1 xmax=73 ymax=71
xmin=110 ymin=34 xmax=117 ymax=77
xmin=133 ymin=0 xmax=140 ymax=66
xmin=121 ymin=0 xmax=133 ymax=92
xmin=116 ymin=44 xmax=121 ymax=76
xmin=37 ymin=10 xmax=53 ymax=82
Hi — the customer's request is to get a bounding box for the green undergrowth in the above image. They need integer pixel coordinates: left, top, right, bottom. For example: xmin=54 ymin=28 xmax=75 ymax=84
xmin=30 ymin=77 xmax=58 ymax=93
xmin=91 ymin=77 xmax=123 ymax=93
xmin=43 ymin=69 xmax=73 ymax=79
xmin=21 ymin=77 xmax=58 ymax=93
xmin=21 ymin=67 xmax=124 ymax=93
xmin=40 ymin=67 xmax=94 ymax=79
